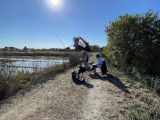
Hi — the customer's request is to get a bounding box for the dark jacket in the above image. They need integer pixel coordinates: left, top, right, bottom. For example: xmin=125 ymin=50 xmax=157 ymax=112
xmin=78 ymin=67 xmax=86 ymax=74
xmin=101 ymin=61 xmax=108 ymax=75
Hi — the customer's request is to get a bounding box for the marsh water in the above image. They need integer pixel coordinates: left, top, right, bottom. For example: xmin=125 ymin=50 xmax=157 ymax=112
xmin=0 ymin=56 xmax=69 ymax=74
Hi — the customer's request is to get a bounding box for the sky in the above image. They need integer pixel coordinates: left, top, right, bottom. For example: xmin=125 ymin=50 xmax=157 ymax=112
xmin=0 ymin=0 xmax=159 ymax=49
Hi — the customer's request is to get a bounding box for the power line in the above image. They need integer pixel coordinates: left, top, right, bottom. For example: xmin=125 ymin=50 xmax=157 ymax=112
xmin=55 ymin=32 xmax=65 ymax=48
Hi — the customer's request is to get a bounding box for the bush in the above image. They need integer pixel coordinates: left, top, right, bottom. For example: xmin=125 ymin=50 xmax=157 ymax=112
xmin=104 ymin=10 xmax=160 ymax=76
xmin=69 ymin=52 xmax=81 ymax=67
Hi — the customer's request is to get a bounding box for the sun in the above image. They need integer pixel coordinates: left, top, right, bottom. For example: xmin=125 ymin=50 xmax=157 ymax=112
xmin=50 ymin=0 xmax=61 ymax=6
xmin=46 ymin=0 xmax=63 ymax=11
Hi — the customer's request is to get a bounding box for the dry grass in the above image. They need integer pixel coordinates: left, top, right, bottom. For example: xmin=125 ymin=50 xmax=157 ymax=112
xmin=0 ymin=52 xmax=81 ymax=100
xmin=108 ymin=65 xmax=160 ymax=120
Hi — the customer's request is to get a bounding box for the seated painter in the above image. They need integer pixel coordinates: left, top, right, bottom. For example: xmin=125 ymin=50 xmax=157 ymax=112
xmin=90 ymin=54 xmax=108 ymax=75
xmin=91 ymin=54 xmax=103 ymax=71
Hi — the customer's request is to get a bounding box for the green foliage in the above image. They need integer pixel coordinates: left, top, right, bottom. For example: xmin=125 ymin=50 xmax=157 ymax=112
xmin=129 ymin=101 xmax=160 ymax=120
xmin=65 ymin=47 xmax=70 ymax=50
xmin=104 ymin=9 xmax=160 ymax=76
xmin=129 ymin=103 xmax=152 ymax=120
xmin=90 ymin=45 xmax=101 ymax=51
xmin=69 ymin=52 xmax=82 ymax=67
xmin=22 ymin=46 xmax=28 ymax=52
xmin=15 ymin=70 xmax=29 ymax=84
xmin=73 ymin=36 xmax=91 ymax=51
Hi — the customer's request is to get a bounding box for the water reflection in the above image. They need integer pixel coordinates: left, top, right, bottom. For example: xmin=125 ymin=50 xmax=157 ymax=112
xmin=0 ymin=57 xmax=69 ymax=73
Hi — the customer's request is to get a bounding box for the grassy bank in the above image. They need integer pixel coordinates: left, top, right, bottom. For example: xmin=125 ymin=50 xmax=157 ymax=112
xmin=108 ymin=65 xmax=160 ymax=120
xmin=0 ymin=52 xmax=81 ymax=100
xmin=0 ymin=51 xmax=74 ymax=57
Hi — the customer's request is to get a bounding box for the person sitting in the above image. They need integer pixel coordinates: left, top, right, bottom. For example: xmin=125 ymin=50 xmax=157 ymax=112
xmin=78 ymin=59 xmax=86 ymax=74
xmin=72 ymin=59 xmax=85 ymax=82
xmin=77 ymin=59 xmax=86 ymax=82
xmin=91 ymin=54 xmax=108 ymax=75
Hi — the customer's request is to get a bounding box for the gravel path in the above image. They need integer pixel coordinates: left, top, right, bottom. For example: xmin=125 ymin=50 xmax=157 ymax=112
xmin=0 ymin=56 xmax=133 ymax=120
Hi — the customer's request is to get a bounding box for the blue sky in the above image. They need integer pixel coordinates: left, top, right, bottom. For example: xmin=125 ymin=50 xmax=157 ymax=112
xmin=0 ymin=0 xmax=159 ymax=49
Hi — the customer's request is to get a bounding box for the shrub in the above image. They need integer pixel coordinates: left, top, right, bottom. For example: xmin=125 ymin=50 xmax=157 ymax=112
xmin=104 ymin=10 xmax=160 ymax=76
xmin=69 ymin=52 xmax=81 ymax=67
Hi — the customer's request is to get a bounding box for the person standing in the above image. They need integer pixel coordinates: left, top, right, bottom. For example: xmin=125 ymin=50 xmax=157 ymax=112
xmin=82 ymin=51 xmax=89 ymax=69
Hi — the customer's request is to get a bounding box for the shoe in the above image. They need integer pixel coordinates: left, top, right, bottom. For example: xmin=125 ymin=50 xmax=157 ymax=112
xmin=93 ymin=71 xmax=96 ymax=76
xmin=89 ymin=71 xmax=93 ymax=75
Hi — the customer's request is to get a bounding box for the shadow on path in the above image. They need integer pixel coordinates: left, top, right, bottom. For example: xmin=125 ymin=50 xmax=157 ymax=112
xmin=88 ymin=62 xmax=95 ymax=65
xmin=89 ymin=73 xmax=130 ymax=93
xmin=72 ymin=72 xmax=94 ymax=89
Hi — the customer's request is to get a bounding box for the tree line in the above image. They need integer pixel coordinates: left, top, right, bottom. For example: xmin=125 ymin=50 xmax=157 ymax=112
xmin=0 ymin=39 xmax=103 ymax=52
xmin=102 ymin=10 xmax=160 ymax=77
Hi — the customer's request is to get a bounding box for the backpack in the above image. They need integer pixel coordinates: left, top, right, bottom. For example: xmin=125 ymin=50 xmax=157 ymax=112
xmin=72 ymin=71 xmax=85 ymax=82
xmin=79 ymin=67 xmax=86 ymax=73
xmin=101 ymin=61 xmax=108 ymax=75
xmin=72 ymin=71 xmax=78 ymax=81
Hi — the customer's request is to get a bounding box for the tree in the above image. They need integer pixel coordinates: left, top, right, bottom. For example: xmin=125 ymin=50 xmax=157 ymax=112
xmin=65 ymin=47 xmax=70 ymax=50
xmin=90 ymin=45 xmax=100 ymax=51
xmin=73 ymin=36 xmax=91 ymax=51
xmin=103 ymin=10 xmax=160 ymax=76
xmin=23 ymin=46 xmax=28 ymax=52
xmin=3 ymin=47 xmax=19 ymax=51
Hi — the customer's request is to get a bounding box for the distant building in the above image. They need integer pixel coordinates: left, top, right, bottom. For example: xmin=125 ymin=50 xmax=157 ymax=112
xmin=28 ymin=49 xmax=31 ymax=52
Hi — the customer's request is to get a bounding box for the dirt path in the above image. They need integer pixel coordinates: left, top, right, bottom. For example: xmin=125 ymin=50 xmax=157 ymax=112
xmin=0 ymin=56 xmax=134 ymax=120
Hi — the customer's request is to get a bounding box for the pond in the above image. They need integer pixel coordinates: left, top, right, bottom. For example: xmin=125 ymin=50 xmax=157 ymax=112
xmin=0 ymin=56 xmax=69 ymax=75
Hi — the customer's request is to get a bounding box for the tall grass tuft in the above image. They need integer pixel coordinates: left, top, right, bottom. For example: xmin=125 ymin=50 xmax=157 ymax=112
xmin=0 ymin=63 xmax=70 ymax=99
xmin=69 ymin=52 xmax=81 ymax=67
xmin=129 ymin=99 xmax=160 ymax=120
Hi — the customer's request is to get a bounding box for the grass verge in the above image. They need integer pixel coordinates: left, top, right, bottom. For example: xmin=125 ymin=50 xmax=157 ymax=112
xmin=0 ymin=52 xmax=81 ymax=100
xmin=108 ymin=65 xmax=160 ymax=120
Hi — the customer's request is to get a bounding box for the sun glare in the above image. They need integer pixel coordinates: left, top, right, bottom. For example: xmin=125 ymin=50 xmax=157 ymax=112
xmin=50 ymin=0 xmax=61 ymax=7
xmin=46 ymin=0 xmax=63 ymax=12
